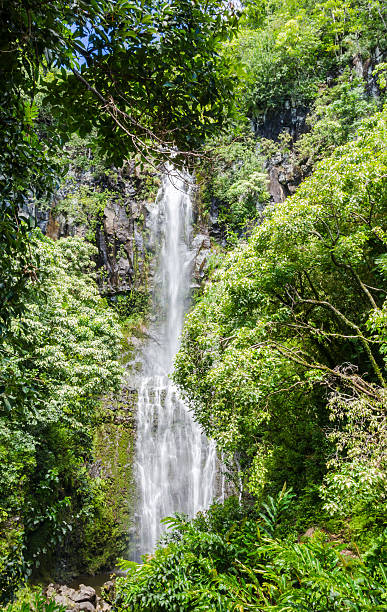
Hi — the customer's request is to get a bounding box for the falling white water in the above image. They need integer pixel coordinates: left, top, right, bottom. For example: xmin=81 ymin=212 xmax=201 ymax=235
xmin=132 ymin=170 xmax=217 ymax=559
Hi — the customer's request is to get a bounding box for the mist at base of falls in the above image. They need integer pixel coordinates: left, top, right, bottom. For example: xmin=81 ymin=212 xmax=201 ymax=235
xmin=131 ymin=170 xmax=219 ymax=560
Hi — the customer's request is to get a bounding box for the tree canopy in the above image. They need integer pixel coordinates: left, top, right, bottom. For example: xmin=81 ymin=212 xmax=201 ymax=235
xmin=175 ymin=106 xmax=387 ymax=503
xmin=0 ymin=0 xmax=239 ymax=326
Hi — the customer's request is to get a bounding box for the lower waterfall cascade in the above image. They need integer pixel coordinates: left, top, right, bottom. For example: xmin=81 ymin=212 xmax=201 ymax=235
xmin=131 ymin=170 xmax=218 ymax=559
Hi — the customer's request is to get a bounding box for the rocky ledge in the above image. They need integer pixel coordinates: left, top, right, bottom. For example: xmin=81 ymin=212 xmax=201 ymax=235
xmin=45 ymin=581 xmax=115 ymax=612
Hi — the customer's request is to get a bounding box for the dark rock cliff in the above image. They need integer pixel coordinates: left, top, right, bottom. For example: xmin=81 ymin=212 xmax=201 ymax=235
xmin=39 ymin=162 xmax=153 ymax=297
xmin=256 ymin=48 xmax=384 ymax=203
xmin=36 ymin=156 xmax=216 ymax=302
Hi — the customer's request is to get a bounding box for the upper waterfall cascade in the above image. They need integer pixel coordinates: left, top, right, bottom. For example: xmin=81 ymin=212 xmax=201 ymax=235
xmin=132 ymin=171 xmax=217 ymax=558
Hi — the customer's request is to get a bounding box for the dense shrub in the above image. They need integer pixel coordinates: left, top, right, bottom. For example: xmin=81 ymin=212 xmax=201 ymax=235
xmin=115 ymin=489 xmax=387 ymax=611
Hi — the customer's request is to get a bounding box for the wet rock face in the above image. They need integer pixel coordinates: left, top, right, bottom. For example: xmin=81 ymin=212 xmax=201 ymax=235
xmin=45 ymin=583 xmax=111 ymax=612
xmin=192 ymin=233 xmax=212 ymax=285
xmin=37 ymin=161 xmax=154 ymax=297
xmin=266 ymin=153 xmax=303 ymax=203
xmin=95 ymin=198 xmax=147 ymax=295
xmin=352 ymin=46 xmax=384 ymax=98
xmin=38 ymin=158 xmax=222 ymax=297
xmin=96 ymin=197 xmax=148 ymax=296
xmin=249 ymin=100 xmax=307 ymax=204
xmin=253 ymin=103 xmax=309 ymax=143
xmin=207 ymin=197 xmax=225 ymax=244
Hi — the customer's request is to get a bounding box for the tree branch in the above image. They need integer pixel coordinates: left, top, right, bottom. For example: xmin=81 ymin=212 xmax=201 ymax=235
xmin=293 ymin=295 xmax=386 ymax=387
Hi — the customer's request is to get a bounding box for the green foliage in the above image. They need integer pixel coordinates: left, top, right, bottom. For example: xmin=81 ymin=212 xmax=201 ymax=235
xmin=0 ymin=234 xmax=122 ymax=602
xmin=2 ymin=0 xmax=240 ymax=164
xmin=6 ymin=589 xmax=65 ymax=612
xmin=175 ymin=107 xmax=387 ymax=504
xmin=109 ymin=292 xmax=150 ymax=321
xmin=114 ymin=491 xmax=387 ymax=611
xmin=235 ymin=17 xmax=324 ymax=116
xmin=374 ymin=62 xmax=387 ymax=90
xmin=199 ymin=121 xmax=269 ymax=239
xmin=296 ymin=73 xmax=381 ymax=164
xmin=238 ymin=0 xmax=386 ymax=118
xmin=41 ymin=0 xmax=241 ymax=166
xmin=252 ymin=535 xmax=387 ymax=611
xmin=313 ymin=0 xmax=386 ymax=59
xmin=320 ymin=390 xmax=386 ymax=521
xmin=259 ymin=484 xmax=295 ymax=537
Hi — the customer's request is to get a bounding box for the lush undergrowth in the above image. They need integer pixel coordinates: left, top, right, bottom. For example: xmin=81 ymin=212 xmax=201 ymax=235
xmin=115 ymin=491 xmax=387 ymax=611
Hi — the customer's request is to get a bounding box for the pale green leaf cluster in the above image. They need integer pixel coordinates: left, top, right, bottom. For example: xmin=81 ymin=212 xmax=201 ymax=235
xmin=0 ymin=234 xmax=122 ymax=600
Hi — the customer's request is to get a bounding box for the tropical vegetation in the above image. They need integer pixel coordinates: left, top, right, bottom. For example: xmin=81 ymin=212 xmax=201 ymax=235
xmin=114 ymin=1 xmax=387 ymax=610
xmin=1 ymin=0 xmax=387 ymax=609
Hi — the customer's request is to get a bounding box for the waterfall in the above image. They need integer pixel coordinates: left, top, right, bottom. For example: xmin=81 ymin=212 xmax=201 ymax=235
xmin=132 ymin=170 xmax=217 ymax=559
